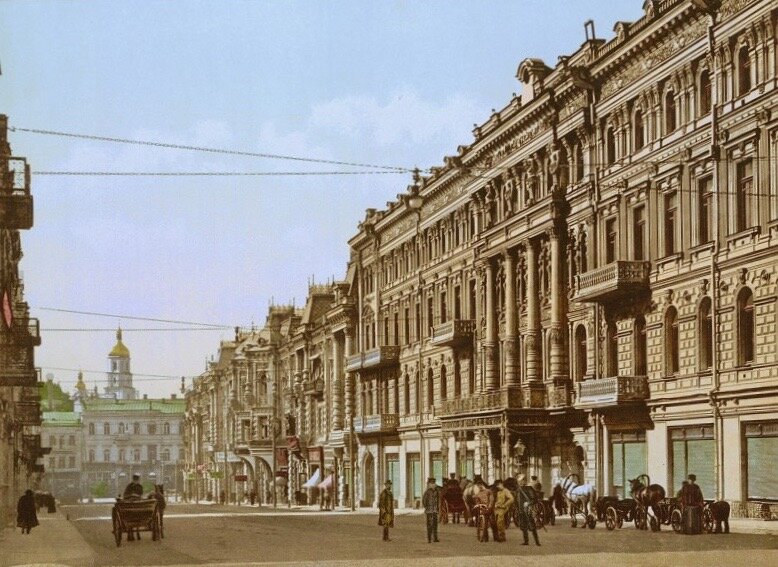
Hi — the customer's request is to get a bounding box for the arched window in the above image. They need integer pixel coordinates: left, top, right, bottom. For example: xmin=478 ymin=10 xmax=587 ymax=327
xmin=606 ymin=125 xmax=616 ymax=165
xmin=699 ymin=298 xmax=713 ymax=371
xmin=738 ymin=288 xmax=754 ymax=365
xmin=699 ymin=70 xmax=712 ymax=115
xmin=163 ymin=422 xmax=171 ymax=435
xmin=574 ymin=325 xmax=587 ymax=381
xmin=103 ymin=422 xmax=110 ymax=435
xmin=427 ymin=368 xmax=435 ymax=409
xmin=440 ymin=365 xmax=447 ymax=401
xmin=634 ymin=110 xmax=645 ymax=151
xmin=738 ymin=45 xmax=751 ymax=96
xmin=665 ymin=90 xmax=677 ymax=133
xmin=607 ymin=322 xmax=618 ymax=377
xmin=635 ymin=316 xmax=647 ymax=376
xmin=414 ymin=371 xmax=420 ymax=413
xmin=665 ymin=307 xmax=680 ymax=375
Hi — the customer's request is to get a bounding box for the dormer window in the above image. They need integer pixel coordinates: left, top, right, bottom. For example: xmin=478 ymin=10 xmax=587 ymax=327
xmin=516 ymin=59 xmax=551 ymax=104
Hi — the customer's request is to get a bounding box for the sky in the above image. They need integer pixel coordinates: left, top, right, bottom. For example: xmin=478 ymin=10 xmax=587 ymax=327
xmin=1 ymin=0 xmax=640 ymax=398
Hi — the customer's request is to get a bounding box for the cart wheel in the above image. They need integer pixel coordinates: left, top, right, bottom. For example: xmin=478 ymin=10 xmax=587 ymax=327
xmin=617 ymin=515 xmax=624 ymax=529
xmin=112 ymin=510 xmax=122 ymax=547
xmin=635 ymin=507 xmax=647 ymax=530
xmin=671 ymin=508 xmax=683 ymax=533
xmin=605 ymin=507 xmax=618 ymax=531
xmin=702 ymin=506 xmax=714 ymax=534
xmin=587 ymin=513 xmax=596 ymax=529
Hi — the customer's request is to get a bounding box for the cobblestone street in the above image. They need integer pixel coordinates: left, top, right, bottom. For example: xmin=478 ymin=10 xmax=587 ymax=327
xmin=4 ymin=503 xmax=776 ymax=567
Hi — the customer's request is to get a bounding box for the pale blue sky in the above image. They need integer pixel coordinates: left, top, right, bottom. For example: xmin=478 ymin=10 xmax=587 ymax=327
xmin=1 ymin=1 xmax=639 ymax=397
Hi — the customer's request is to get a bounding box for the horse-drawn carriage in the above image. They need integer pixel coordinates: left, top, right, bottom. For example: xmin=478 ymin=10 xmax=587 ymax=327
xmin=669 ymin=499 xmax=727 ymax=534
xmin=560 ymin=474 xmax=597 ymax=529
xmin=439 ymin=482 xmax=468 ymax=524
xmin=594 ymin=496 xmax=637 ymax=530
xmin=111 ymin=497 xmax=162 ymax=547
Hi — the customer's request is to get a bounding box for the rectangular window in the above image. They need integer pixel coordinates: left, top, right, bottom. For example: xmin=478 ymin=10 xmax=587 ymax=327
xmin=384 ymin=317 xmax=389 ymax=347
xmin=415 ymin=303 xmax=421 ymax=342
xmin=407 ymin=453 xmax=422 ymax=503
xmin=610 ymin=432 xmax=646 ymax=499
xmin=440 ymin=291 xmax=447 ymax=324
xmin=670 ymin=426 xmax=715 ymax=498
xmin=103 ymin=423 xmax=110 ymax=435
xmin=68 ymin=456 xmax=75 ymax=468
xmin=103 ymin=449 xmax=110 ymax=462
xmin=698 ymin=176 xmax=713 ymax=244
xmin=454 ymin=286 xmax=461 ymax=320
xmin=459 ymin=450 xmax=475 ymax=481
xmin=403 ymin=307 xmax=410 ymax=346
xmin=633 ymin=206 xmax=645 ymax=260
xmin=469 ymin=280 xmax=477 ymax=320
xmin=386 ymin=456 xmax=401 ymax=497
xmin=664 ymin=191 xmax=678 ymax=256
xmin=745 ymin=422 xmax=778 ymax=500
xmin=605 ymin=217 xmax=618 ymax=264
xmin=429 ymin=452 xmax=444 ymax=485
xmin=735 ymin=159 xmax=753 ymax=233
xmin=427 ymin=297 xmax=434 ymax=337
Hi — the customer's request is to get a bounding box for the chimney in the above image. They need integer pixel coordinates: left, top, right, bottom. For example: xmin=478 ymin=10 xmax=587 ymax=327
xmin=143 ymin=394 xmax=148 ymax=400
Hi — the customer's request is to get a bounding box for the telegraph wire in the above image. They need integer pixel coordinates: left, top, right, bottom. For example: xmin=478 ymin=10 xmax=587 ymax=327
xmin=40 ymin=327 xmax=231 ymax=332
xmin=34 ymin=170 xmax=404 ymax=177
xmin=34 ymin=307 xmax=233 ymax=329
xmin=41 ymin=366 xmax=193 ymax=380
xmin=9 ymin=126 xmax=415 ymax=173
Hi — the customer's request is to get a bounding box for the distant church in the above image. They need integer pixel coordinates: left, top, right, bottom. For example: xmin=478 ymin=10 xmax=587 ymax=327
xmin=102 ymin=327 xmax=137 ymax=400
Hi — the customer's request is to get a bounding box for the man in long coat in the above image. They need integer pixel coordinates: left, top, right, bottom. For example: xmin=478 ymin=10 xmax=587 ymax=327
xmin=378 ymin=480 xmax=394 ymax=541
xmin=17 ymin=489 xmax=39 ymax=534
xmin=422 ymin=477 xmax=440 ymax=543
xmin=517 ymin=475 xmax=541 ymax=546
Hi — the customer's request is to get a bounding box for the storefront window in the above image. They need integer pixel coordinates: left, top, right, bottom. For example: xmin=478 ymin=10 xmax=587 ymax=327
xmin=745 ymin=422 xmax=778 ymax=501
xmin=670 ymin=426 xmax=715 ymax=499
xmin=386 ymin=456 xmax=400 ymax=497
xmin=430 ymin=452 xmax=444 ymax=485
xmin=611 ymin=432 xmax=646 ymax=498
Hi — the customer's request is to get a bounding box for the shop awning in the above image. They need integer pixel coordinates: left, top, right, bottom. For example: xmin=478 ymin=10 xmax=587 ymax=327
xmin=302 ymin=468 xmax=321 ymax=488
xmin=318 ymin=474 xmax=333 ymax=490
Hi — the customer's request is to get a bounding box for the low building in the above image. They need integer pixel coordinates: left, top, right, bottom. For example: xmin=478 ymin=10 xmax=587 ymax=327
xmin=40 ymin=411 xmax=82 ymax=503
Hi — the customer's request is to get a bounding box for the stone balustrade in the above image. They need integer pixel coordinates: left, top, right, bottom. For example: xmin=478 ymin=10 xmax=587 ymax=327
xmin=353 ymin=413 xmax=399 ymax=434
xmin=438 ymin=387 xmax=522 ymax=416
xmin=576 ymin=375 xmax=649 ymax=407
xmin=574 ymin=261 xmax=651 ymax=302
xmin=430 ymin=319 xmax=476 ymax=346
xmin=345 ymin=346 xmax=400 ymax=372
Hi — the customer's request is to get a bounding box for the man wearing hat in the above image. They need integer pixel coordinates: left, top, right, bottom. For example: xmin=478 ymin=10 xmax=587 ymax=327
xmin=378 ymin=480 xmax=395 ymax=541
xmin=517 ymin=474 xmax=541 ymax=546
xmin=493 ymin=479 xmax=514 ymax=542
xmin=123 ymin=474 xmax=143 ymax=500
xmin=422 ymin=477 xmax=440 ymax=543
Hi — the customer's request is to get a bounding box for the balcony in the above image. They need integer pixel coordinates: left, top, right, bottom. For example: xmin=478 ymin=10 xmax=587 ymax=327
xmin=576 ymin=375 xmax=649 ymax=408
xmin=345 ymin=346 xmax=400 ymax=372
xmin=11 ymin=318 xmax=41 ymax=347
xmin=353 ymin=413 xmax=399 ymax=434
xmin=438 ymin=387 xmax=522 ymax=416
xmin=574 ymin=261 xmax=651 ymax=303
xmin=430 ymin=319 xmax=476 ymax=347
xmin=0 ymin=157 xmax=33 ymax=229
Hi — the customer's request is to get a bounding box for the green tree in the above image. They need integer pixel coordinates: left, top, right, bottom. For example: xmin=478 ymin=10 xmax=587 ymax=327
xmin=39 ymin=380 xmax=74 ymax=412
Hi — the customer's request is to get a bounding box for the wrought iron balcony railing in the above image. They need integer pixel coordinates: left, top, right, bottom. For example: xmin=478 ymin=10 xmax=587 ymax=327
xmin=353 ymin=413 xmax=399 ymax=434
xmin=438 ymin=387 xmax=522 ymax=416
xmin=0 ymin=157 xmax=33 ymax=229
xmin=345 ymin=346 xmax=400 ymax=372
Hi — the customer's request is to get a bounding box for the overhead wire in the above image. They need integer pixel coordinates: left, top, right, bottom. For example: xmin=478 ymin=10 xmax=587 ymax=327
xmin=33 ymin=307 xmax=233 ymax=329
xmin=9 ymin=126 xmax=416 ymax=173
xmin=33 ymin=170 xmax=404 ymax=177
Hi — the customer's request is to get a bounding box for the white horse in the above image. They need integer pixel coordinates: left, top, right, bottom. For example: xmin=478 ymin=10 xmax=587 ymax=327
xmin=558 ymin=475 xmax=597 ymax=522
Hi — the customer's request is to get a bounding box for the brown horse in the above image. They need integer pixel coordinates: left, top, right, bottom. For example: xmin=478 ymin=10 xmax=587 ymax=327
xmin=628 ymin=477 xmax=666 ymax=531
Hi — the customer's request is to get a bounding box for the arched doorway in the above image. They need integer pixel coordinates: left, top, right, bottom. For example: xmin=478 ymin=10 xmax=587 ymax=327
xmin=363 ymin=453 xmax=375 ymax=506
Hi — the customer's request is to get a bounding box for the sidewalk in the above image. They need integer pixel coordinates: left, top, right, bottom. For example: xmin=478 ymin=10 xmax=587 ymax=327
xmin=728 ymin=518 xmax=778 ymax=535
xmin=0 ymin=511 xmax=96 ymax=567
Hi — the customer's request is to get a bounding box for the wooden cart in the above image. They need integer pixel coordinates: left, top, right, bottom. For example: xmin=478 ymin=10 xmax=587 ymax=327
xmin=111 ymin=498 xmax=161 ymax=547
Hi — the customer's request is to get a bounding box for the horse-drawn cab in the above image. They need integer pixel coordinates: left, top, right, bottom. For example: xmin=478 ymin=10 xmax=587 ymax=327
xmin=628 ymin=474 xmax=666 ymax=532
xmin=560 ymin=474 xmax=596 ymax=529
xmin=439 ymin=480 xmax=467 ymax=524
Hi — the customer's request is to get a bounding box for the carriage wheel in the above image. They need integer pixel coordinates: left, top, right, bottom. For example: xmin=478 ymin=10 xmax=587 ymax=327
xmin=605 ymin=507 xmax=618 ymax=531
xmin=586 ymin=513 xmax=596 ymax=529
xmin=617 ymin=514 xmax=623 ymax=529
xmin=702 ymin=506 xmax=715 ymax=534
xmin=634 ymin=507 xmax=647 ymax=530
xmin=112 ymin=510 xmax=122 ymax=547
xmin=671 ymin=508 xmax=683 ymax=534
xmin=477 ymin=512 xmax=488 ymax=542
xmin=440 ymin=500 xmax=449 ymax=524
xmin=533 ymin=502 xmax=545 ymax=527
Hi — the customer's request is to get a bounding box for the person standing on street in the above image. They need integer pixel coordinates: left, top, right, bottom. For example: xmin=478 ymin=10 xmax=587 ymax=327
xmin=493 ymin=479 xmax=514 ymax=542
xmin=517 ymin=474 xmax=541 ymax=546
xmin=422 ymin=477 xmax=440 ymax=543
xmin=17 ymin=490 xmax=38 ymax=534
xmin=378 ymin=480 xmax=394 ymax=541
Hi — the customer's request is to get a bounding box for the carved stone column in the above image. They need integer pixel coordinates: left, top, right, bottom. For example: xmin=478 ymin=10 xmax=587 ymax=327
xmin=483 ymin=259 xmax=498 ymax=391
xmin=549 ymin=226 xmax=567 ymax=384
xmin=503 ymin=249 xmax=519 ymax=386
xmin=525 ymin=240 xmax=540 ymax=383
xmin=332 ymin=334 xmax=344 ymax=431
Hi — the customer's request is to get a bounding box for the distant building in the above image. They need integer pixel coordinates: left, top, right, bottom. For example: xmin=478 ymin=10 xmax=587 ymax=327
xmin=40 ymin=411 xmax=82 ymax=503
xmin=103 ymin=328 xmax=137 ymax=400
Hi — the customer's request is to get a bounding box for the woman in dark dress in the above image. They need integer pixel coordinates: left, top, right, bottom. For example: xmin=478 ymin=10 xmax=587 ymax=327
xmin=17 ymin=489 xmax=39 ymax=534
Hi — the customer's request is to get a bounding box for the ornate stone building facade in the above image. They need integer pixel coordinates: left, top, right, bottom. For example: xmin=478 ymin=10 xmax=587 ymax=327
xmin=0 ymin=114 xmax=44 ymax=524
xmin=185 ymin=0 xmax=778 ymax=514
